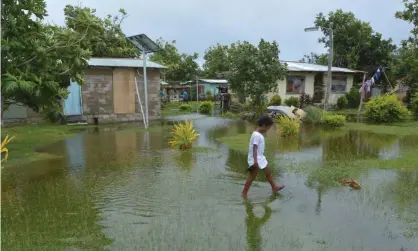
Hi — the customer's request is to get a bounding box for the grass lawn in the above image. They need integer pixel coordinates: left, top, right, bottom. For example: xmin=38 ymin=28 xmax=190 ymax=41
xmin=345 ymin=121 xmax=418 ymax=136
xmin=1 ymin=123 xmax=165 ymax=166
xmin=162 ymin=101 xmax=201 ymax=116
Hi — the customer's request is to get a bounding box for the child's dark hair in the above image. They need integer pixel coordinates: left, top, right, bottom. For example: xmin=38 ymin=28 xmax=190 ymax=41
xmin=257 ymin=115 xmax=274 ymax=127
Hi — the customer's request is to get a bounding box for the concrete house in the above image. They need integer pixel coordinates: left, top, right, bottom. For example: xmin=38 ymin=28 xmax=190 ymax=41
xmin=3 ymin=57 xmax=165 ymax=124
xmin=266 ymin=61 xmax=363 ymax=104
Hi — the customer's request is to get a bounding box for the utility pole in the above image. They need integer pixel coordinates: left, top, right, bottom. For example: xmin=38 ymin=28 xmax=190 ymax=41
xmin=324 ymin=22 xmax=333 ymax=111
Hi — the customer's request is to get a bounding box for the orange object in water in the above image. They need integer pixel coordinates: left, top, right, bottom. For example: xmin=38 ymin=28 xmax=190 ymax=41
xmin=339 ymin=178 xmax=361 ymax=190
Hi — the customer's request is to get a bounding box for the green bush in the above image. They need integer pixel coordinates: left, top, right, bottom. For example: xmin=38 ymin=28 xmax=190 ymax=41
xmin=179 ymin=104 xmax=192 ymax=111
xmin=411 ymin=92 xmax=418 ymax=119
xmin=304 ymin=105 xmax=325 ymax=124
xmin=284 ymin=97 xmax=300 ymax=107
xmin=336 ymin=96 xmax=348 ymax=110
xmin=199 ymin=101 xmax=213 ymax=115
xmin=268 ymin=95 xmax=282 ymax=106
xmin=205 ymin=90 xmax=213 ymax=101
xmin=364 ymin=94 xmax=409 ymax=123
xmin=345 ymin=86 xmax=361 ymax=108
xmin=323 ymin=113 xmax=346 ymax=128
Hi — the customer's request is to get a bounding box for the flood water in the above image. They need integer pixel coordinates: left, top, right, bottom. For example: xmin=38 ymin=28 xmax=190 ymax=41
xmin=2 ymin=116 xmax=418 ymax=251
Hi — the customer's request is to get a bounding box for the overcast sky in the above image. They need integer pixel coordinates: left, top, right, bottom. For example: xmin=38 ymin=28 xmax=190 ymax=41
xmin=45 ymin=0 xmax=412 ymax=65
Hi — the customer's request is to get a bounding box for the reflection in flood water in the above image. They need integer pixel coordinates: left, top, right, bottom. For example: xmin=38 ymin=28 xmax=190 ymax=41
xmin=2 ymin=116 xmax=418 ymax=250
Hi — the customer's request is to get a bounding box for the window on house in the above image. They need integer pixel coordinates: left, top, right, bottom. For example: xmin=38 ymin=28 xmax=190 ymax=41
xmin=286 ymin=76 xmax=305 ymax=94
xmin=331 ymin=75 xmax=347 ymax=93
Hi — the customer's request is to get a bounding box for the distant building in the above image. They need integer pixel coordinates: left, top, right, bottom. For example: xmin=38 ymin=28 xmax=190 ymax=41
xmin=3 ymin=57 xmax=165 ymax=125
xmin=265 ymin=61 xmax=364 ymax=105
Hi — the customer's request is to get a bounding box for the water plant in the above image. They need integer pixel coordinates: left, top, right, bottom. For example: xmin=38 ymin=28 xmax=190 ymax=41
xmin=168 ymin=120 xmax=199 ymax=150
xmin=275 ymin=116 xmax=300 ymax=137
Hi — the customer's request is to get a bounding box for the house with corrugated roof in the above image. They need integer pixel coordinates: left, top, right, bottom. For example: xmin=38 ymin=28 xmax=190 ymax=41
xmin=266 ymin=61 xmax=364 ymax=105
xmin=3 ymin=57 xmax=165 ymax=124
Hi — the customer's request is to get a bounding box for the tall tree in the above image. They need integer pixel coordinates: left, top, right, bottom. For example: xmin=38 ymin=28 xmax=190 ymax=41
xmin=150 ymin=39 xmax=200 ymax=82
xmin=394 ymin=0 xmax=418 ymax=102
xmin=314 ymin=9 xmax=396 ymax=74
xmin=63 ymin=5 xmax=137 ymax=58
xmin=1 ymin=0 xmax=90 ymax=118
xmin=202 ymin=44 xmax=231 ymax=78
xmin=228 ymin=39 xmax=287 ymax=110
xmin=300 ymin=52 xmax=328 ymax=65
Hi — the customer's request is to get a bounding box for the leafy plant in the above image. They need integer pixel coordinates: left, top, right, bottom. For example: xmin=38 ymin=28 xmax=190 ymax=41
xmin=275 ymin=116 xmax=300 ymax=137
xmin=304 ymin=105 xmax=325 ymax=124
xmin=179 ymin=104 xmax=192 ymax=111
xmin=323 ymin=113 xmax=346 ymax=128
xmin=205 ymin=90 xmax=213 ymax=101
xmin=364 ymin=94 xmax=409 ymax=123
xmin=221 ymin=111 xmax=239 ymax=119
xmin=199 ymin=101 xmax=213 ymax=115
xmin=168 ymin=120 xmax=200 ymax=150
xmin=411 ymin=92 xmax=418 ymax=119
xmin=1 ymin=135 xmax=15 ymax=165
xmin=336 ymin=96 xmax=348 ymax=110
xmin=268 ymin=95 xmax=282 ymax=106
xmin=299 ymin=92 xmax=313 ymax=108
xmin=284 ymin=97 xmax=300 ymax=107
xmin=345 ymin=86 xmax=361 ymax=108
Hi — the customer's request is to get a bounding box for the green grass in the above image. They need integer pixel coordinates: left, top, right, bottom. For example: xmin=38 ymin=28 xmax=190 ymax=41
xmin=162 ymin=101 xmax=200 ymax=116
xmin=345 ymin=121 xmax=418 ymax=136
xmin=329 ymin=108 xmax=364 ymax=116
xmin=1 ymin=123 xmax=164 ymax=166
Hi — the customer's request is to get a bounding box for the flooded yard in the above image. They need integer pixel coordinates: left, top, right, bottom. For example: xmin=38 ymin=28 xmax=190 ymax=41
xmin=2 ymin=115 xmax=418 ymax=251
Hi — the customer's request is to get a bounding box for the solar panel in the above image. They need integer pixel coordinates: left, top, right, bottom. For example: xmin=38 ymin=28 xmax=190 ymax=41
xmin=126 ymin=34 xmax=161 ymax=53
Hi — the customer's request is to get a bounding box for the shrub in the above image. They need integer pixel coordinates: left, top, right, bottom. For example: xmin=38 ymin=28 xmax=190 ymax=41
xmin=179 ymin=104 xmax=192 ymax=111
xmin=304 ymin=105 xmax=325 ymax=124
xmin=323 ymin=113 xmax=346 ymax=128
xmin=345 ymin=86 xmax=361 ymax=108
xmin=411 ymin=92 xmax=418 ymax=119
xmin=364 ymin=94 xmax=409 ymax=123
xmin=205 ymin=90 xmax=213 ymax=101
xmin=168 ymin=120 xmax=200 ymax=150
xmin=336 ymin=96 xmax=348 ymax=110
xmin=268 ymin=95 xmax=282 ymax=106
xmin=275 ymin=116 xmax=300 ymax=137
xmin=299 ymin=93 xmax=313 ymax=108
xmin=284 ymin=97 xmax=300 ymax=107
xmin=199 ymin=101 xmax=213 ymax=115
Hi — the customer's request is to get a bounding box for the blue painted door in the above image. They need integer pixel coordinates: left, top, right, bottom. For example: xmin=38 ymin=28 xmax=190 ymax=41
xmin=64 ymin=80 xmax=82 ymax=115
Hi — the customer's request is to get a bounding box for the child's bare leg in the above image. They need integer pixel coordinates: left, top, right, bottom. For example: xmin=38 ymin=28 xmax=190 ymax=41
xmin=264 ymin=167 xmax=285 ymax=192
xmin=242 ymin=166 xmax=259 ymax=197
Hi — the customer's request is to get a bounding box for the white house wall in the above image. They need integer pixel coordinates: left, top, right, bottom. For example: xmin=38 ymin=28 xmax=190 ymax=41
xmin=266 ymin=72 xmax=355 ymax=105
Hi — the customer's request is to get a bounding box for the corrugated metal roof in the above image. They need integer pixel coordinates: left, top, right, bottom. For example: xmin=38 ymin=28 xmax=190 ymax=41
xmin=88 ymin=57 xmax=165 ymax=69
xmin=199 ymin=79 xmax=228 ymax=84
xmin=282 ymin=61 xmax=363 ymax=73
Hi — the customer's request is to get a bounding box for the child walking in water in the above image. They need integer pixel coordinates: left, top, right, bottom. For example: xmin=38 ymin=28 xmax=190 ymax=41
xmin=242 ymin=115 xmax=285 ymax=198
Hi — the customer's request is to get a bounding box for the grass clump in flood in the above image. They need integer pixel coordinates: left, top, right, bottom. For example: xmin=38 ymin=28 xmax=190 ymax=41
xmin=168 ymin=120 xmax=199 ymax=150
xmin=275 ymin=116 xmax=300 ymax=137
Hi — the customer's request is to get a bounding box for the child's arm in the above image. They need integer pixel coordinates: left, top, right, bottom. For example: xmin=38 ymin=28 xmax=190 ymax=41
xmin=253 ymin=144 xmax=258 ymax=167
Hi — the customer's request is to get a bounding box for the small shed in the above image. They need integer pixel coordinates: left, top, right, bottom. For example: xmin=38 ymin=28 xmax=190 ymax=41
xmin=2 ymin=57 xmax=165 ymax=124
